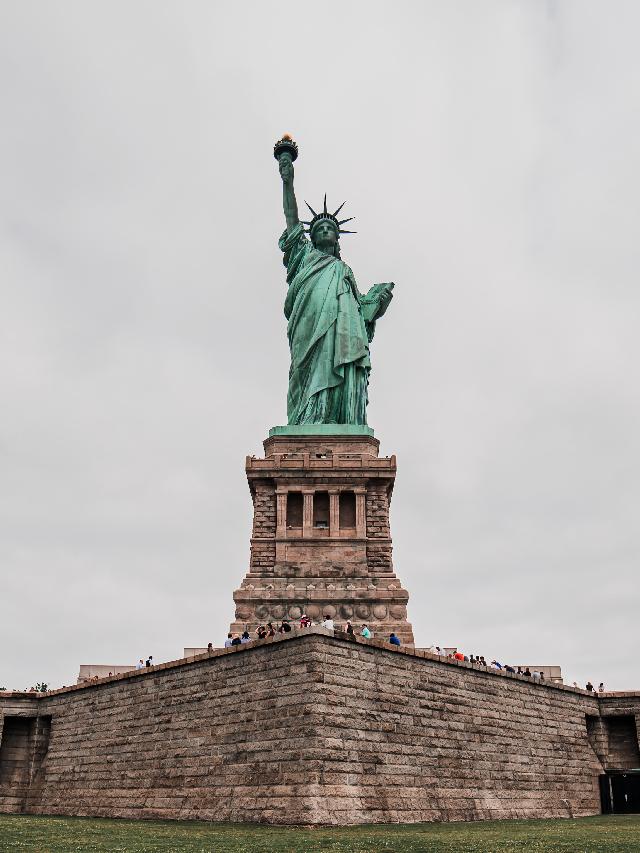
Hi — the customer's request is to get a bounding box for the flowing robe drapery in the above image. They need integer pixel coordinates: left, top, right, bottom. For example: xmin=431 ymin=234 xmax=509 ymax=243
xmin=279 ymin=224 xmax=392 ymax=425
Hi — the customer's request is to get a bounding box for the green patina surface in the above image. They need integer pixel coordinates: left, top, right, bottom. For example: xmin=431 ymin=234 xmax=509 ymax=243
xmin=275 ymin=138 xmax=394 ymax=428
xmin=1 ymin=814 xmax=639 ymax=852
xmin=269 ymin=423 xmax=374 ymax=437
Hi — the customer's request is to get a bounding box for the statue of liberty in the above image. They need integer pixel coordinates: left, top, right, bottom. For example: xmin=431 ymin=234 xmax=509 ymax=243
xmin=275 ymin=136 xmax=394 ymax=426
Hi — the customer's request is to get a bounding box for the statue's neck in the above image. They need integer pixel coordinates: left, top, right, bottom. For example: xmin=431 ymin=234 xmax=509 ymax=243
xmin=314 ymin=244 xmax=336 ymax=258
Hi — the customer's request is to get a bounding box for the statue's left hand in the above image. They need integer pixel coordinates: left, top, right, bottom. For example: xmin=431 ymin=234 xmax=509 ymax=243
xmin=379 ymin=282 xmax=394 ymax=308
xmin=361 ymin=282 xmax=395 ymax=324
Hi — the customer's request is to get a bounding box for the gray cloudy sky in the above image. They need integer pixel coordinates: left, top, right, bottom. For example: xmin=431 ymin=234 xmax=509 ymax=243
xmin=1 ymin=1 xmax=638 ymax=692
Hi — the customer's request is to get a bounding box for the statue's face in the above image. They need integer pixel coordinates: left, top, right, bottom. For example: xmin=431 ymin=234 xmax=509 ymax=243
xmin=312 ymin=221 xmax=338 ymax=252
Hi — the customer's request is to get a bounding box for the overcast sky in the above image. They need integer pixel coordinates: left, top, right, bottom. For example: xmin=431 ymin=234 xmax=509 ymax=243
xmin=1 ymin=1 xmax=638 ymax=692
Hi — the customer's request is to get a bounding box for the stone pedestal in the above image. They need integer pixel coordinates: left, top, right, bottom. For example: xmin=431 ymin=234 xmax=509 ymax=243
xmin=230 ymin=431 xmax=414 ymax=645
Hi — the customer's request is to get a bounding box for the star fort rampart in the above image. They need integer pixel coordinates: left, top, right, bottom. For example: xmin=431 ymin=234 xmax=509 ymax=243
xmin=1 ymin=136 xmax=638 ymax=823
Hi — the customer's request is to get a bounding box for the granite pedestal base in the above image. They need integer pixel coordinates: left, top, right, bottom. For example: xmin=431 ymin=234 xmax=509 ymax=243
xmin=231 ymin=432 xmax=414 ymax=644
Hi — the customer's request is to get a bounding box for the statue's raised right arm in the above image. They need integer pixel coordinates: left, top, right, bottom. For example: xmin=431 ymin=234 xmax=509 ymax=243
xmin=279 ymin=154 xmax=299 ymax=233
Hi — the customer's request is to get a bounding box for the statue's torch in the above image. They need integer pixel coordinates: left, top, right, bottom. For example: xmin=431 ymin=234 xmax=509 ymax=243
xmin=273 ymin=134 xmax=298 ymax=162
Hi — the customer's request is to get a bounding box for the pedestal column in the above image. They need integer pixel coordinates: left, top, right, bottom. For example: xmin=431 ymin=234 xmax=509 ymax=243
xmin=276 ymin=489 xmax=287 ymax=538
xmin=355 ymin=488 xmax=366 ymax=539
xmin=302 ymin=490 xmax=314 ymax=538
xmin=329 ymin=491 xmax=340 ymax=537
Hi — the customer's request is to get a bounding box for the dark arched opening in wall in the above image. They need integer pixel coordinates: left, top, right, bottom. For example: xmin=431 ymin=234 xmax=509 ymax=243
xmin=600 ymin=770 xmax=640 ymax=814
xmin=588 ymin=713 xmax=640 ymax=814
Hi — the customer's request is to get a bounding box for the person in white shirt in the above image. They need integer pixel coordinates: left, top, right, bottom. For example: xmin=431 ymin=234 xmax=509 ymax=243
xmin=321 ymin=614 xmax=334 ymax=631
xmin=224 ymin=634 xmax=233 ymax=648
xmin=135 ymin=659 xmax=144 ymax=670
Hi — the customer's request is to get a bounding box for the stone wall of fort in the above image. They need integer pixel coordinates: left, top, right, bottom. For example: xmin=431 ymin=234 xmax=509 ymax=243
xmin=1 ymin=630 xmax=639 ymax=824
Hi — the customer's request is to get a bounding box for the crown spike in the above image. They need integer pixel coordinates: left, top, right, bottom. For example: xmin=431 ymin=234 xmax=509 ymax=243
xmin=305 ymin=195 xmax=356 ymax=238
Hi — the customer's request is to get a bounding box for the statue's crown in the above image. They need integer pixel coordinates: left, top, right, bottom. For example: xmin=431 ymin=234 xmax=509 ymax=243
xmin=303 ymin=195 xmax=356 ymax=237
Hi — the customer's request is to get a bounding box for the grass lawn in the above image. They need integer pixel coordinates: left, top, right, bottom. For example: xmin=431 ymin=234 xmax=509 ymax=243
xmin=0 ymin=814 xmax=639 ymax=853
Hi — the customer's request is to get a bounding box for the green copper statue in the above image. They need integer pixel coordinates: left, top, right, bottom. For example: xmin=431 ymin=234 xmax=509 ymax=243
xmin=275 ymin=135 xmax=394 ymax=426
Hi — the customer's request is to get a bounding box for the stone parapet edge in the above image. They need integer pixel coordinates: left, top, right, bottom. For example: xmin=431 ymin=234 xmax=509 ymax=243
xmin=1 ymin=627 xmax=638 ymax=701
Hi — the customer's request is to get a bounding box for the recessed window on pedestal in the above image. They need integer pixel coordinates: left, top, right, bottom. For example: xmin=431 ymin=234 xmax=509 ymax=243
xmin=286 ymin=492 xmax=303 ymax=528
xmin=339 ymin=491 xmax=356 ymax=529
xmin=313 ymin=491 xmax=330 ymax=529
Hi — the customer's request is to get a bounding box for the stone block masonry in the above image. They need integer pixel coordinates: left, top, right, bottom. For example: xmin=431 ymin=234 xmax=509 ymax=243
xmin=233 ymin=434 xmax=414 ymax=643
xmin=1 ymin=630 xmax=638 ymax=824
